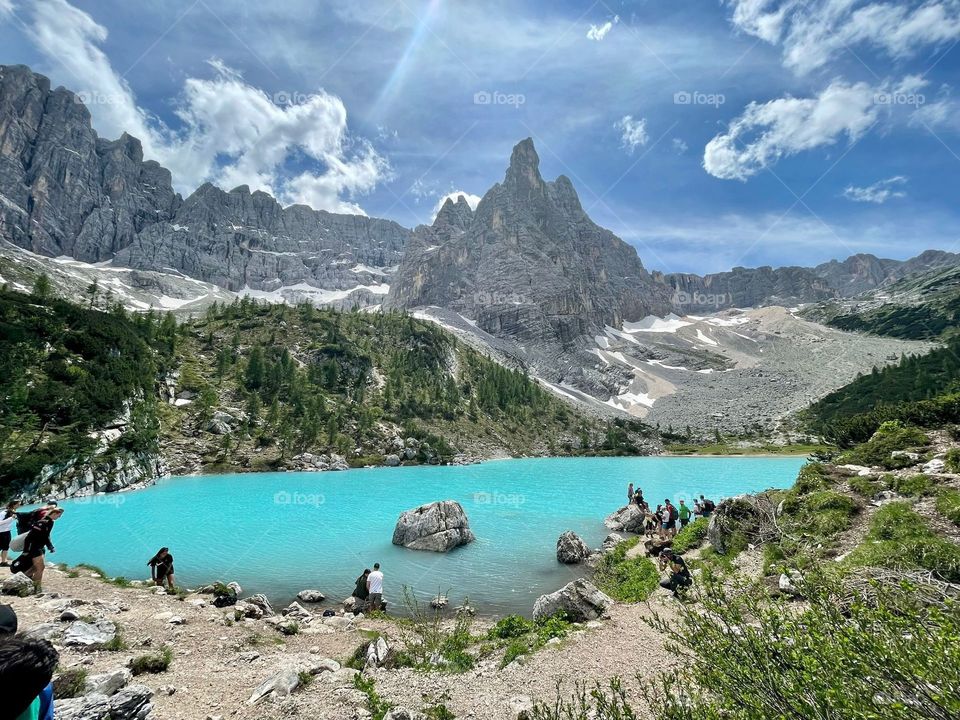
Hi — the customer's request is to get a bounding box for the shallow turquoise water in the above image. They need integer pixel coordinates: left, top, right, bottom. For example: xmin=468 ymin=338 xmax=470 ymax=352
xmin=46 ymin=456 xmax=805 ymax=615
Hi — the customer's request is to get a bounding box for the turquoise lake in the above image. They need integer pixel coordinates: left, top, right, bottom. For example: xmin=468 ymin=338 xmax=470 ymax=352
xmin=47 ymin=456 xmax=806 ymax=616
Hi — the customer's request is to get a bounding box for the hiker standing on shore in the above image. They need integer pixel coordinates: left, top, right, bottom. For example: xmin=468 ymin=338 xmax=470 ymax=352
xmin=678 ymin=500 xmax=692 ymax=529
xmin=0 ymin=500 xmax=20 ymax=567
xmin=147 ymin=548 xmax=176 ymax=592
xmin=367 ymin=563 xmax=384 ymax=611
xmin=14 ymin=507 xmax=63 ymax=592
xmin=627 ymin=483 xmax=634 ymax=505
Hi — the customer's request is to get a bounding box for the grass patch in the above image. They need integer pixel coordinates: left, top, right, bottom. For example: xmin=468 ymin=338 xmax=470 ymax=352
xmin=664 ymin=442 xmax=828 ymax=456
xmin=491 ymin=612 xmax=574 ymax=668
xmin=946 ymin=448 xmax=960 ymax=473
xmin=889 ymin=473 xmax=934 ymax=497
xmin=103 ymin=634 xmax=128 ymax=652
xmin=130 ymin=646 xmax=173 ymax=675
xmin=52 ymin=668 xmax=88 ymax=699
xmin=593 ymin=538 xmax=659 ymax=603
xmin=780 ymin=490 xmax=860 ymax=542
xmin=672 ymin=517 xmax=709 ymax=554
xmin=846 ymin=502 xmax=960 ymax=582
xmin=848 ymin=475 xmax=882 ymax=498
xmin=936 ymin=488 xmax=960 ymax=525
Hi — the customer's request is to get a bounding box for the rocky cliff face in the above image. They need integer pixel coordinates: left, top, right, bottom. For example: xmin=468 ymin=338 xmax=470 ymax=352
xmin=0 ymin=65 xmax=180 ymax=262
xmin=387 ymin=138 xmax=673 ymax=347
xmin=0 ymin=64 xmax=409 ymax=306
xmin=114 ymin=182 xmax=409 ymax=297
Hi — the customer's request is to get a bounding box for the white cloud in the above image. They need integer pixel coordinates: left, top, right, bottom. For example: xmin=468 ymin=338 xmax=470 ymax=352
xmin=587 ymin=15 xmax=619 ymax=41
xmin=672 ymin=138 xmax=689 ymax=154
xmin=0 ymin=0 xmax=14 ymax=18
xmin=842 ymin=176 xmax=907 ymax=203
xmin=703 ymin=80 xmax=879 ymax=180
xmin=726 ymin=0 xmax=960 ymax=75
xmin=16 ymin=0 xmax=388 ymax=214
xmin=432 ymin=191 xmax=481 ymax=219
xmin=615 ymin=115 xmax=649 ymax=154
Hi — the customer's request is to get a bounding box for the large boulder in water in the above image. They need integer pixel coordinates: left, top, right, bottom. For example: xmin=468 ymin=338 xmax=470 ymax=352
xmin=533 ymin=579 xmax=613 ymax=623
xmin=556 ymin=531 xmax=591 ymax=564
xmin=604 ymin=504 xmax=645 ymax=533
xmin=392 ymin=500 xmax=475 ymax=552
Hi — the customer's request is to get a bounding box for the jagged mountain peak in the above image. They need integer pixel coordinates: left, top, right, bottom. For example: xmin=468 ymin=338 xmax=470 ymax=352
xmin=504 ymin=137 xmax=545 ymax=193
xmin=433 ymin=195 xmax=475 ymax=232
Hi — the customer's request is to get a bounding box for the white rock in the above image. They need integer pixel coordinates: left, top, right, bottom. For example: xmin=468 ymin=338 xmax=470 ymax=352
xmin=84 ymin=668 xmax=132 ymax=697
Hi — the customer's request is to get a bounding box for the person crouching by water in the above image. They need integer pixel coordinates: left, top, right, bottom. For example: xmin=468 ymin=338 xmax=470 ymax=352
xmin=367 ymin=562 xmax=384 ymax=612
xmin=148 ymin=548 xmax=176 ymax=592
xmin=658 ymin=547 xmax=692 ymax=598
xmin=12 ymin=507 xmax=63 ymax=593
xmin=352 ymin=568 xmax=371 ymax=610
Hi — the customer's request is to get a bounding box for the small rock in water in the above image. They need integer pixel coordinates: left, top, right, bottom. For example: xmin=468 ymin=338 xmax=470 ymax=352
xmin=430 ymin=594 xmax=448 ymax=609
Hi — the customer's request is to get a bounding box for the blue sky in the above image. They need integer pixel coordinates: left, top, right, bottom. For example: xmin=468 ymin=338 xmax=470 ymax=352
xmin=2 ymin=0 xmax=960 ymax=274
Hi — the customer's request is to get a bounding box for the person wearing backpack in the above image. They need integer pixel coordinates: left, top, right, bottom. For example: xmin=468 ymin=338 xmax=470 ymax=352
xmin=698 ymin=495 xmax=716 ymax=517
xmin=665 ymin=499 xmax=679 ymax=538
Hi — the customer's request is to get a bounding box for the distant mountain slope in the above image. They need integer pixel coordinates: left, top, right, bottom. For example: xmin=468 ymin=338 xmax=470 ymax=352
xmin=655 ymin=250 xmax=960 ymax=311
xmin=802 ymin=264 xmax=960 ymax=340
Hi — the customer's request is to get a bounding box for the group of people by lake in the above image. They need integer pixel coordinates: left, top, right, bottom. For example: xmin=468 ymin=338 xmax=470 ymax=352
xmin=625 ymin=483 xmax=715 ymax=598
xmin=625 ymin=483 xmax=715 ymax=541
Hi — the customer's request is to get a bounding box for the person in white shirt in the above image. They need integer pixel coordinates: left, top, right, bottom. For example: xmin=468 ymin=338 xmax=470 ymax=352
xmin=0 ymin=500 xmax=21 ymax=567
xmin=367 ymin=563 xmax=384 ymax=611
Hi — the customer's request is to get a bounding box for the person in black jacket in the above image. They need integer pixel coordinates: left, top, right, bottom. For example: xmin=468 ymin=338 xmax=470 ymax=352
xmin=148 ymin=548 xmax=176 ymax=591
xmin=15 ymin=507 xmax=63 ymax=592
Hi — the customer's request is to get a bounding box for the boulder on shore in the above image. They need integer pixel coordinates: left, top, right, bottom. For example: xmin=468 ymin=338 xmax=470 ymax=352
xmin=533 ymin=579 xmax=613 ymax=623
xmin=556 ymin=531 xmax=591 ymax=564
xmin=392 ymin=500 xmax=475 ymax=552
xmin=604 ymin=504 xmax=645 ymax=533
xmin=297 ymin=589 xmax=326 ymax=603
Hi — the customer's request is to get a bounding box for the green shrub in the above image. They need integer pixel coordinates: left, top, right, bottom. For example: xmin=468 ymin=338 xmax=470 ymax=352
xmin=936 ymin=488 xmax=960 ymax=525
xmin=890 ymin=473 xmax=934 ymax=496
xmin=533 ymin=577 xmax=960 ymax=720
xmin=396 ymin=588 xmax=474 ymax=673
xmin=593 ymin=538 xmax=659 ymax=602
xmin=488 ymin=614 xmax=535 ymax=640
xmin=353 ymin=675 xmax=393 ymax=720
xmin=501 ymin=638 xmax=531 ymax=667
xmin=536 ymin=614 xmax=572 ymax=645
xmin=838 ymin=421 xmax=929 ymax=469
xmin=53 ymin=668 xmax=88 ymax=699
xmin=130 ymin=646 xmax=173 ymax=675
xmin=847 ymin=502 xmax=960 ymax=582
xmin=672 ymin=517 xmax=709 ymax=554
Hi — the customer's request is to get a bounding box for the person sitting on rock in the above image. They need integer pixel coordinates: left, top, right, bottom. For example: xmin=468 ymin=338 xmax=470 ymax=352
xmin=658 ymin=548 xmax=692 ymax=598
xmin=0 ymin=635 xmax=58 ymax=720
xmin=633 ymin=489 xmax=645 ymax=507
xmin=148 ymin=547 xmax=176 ymax=592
